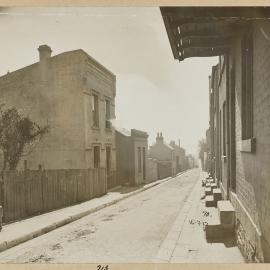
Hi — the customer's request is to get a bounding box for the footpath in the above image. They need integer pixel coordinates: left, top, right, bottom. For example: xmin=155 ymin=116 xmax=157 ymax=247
xmin=154 ymin=170 xmax=244 ymax=263
xmin=0 ymin=172 xmax=184 ymax=254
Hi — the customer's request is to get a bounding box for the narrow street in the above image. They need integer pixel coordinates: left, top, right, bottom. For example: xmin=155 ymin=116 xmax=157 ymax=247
xmin=0 ymin=169 xmax=200 ymax=263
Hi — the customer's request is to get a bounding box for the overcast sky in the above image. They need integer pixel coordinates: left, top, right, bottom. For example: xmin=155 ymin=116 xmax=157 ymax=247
xmin=0 ymin=7 xmax=218 ymax=156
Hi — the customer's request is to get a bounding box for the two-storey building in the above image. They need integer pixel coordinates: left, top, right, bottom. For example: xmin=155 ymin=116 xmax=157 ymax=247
xmin=0 ymin=45 xmax=116 ymax=176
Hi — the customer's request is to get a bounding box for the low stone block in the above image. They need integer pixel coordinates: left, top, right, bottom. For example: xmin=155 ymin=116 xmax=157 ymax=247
xmin=205 ymin=187 xmax=212 ymax=196
xmin=218 ymin=200 xmax=235 ymax=230
xmin=205 ymin=195 xmax=215 ymax=207
xmin=207 ymin=178 xmax=215 ymax=183
xmin=210 ymin=183 xmax=217 ymax=191
xmin=205 ymin=220 xmax=236 ymax=240
xmin=213 ymin=188 xmax=222 ymax=202
xmin=205 ymin=221 xmax=224 ymax=239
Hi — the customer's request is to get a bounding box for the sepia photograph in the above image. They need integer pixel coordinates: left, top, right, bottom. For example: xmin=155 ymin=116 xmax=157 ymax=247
xmin=0 ymin=3 xmax=270 ymax=266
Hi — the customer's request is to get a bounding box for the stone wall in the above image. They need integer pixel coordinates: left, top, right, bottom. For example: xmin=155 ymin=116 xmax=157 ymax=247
xmin=0 ymin=50 xmax=86 ymax=170
xmin=115 ymin=130 xmax=132 ymax=186
xmin=0 ymin=48 xmax=116 ymax=172
xmin=145 ymin=158 xmax=158 ymax=183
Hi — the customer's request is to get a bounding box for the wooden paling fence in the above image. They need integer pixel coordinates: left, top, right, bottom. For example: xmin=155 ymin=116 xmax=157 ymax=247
xmin=0 ymin=168 xmax=107 ymax=223
xmin=107 ymin=172 xmax=122 ymax=190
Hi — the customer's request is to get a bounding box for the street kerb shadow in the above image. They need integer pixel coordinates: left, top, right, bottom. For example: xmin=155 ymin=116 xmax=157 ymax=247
xmin=108 ymin=184 xmax=144 ymax=194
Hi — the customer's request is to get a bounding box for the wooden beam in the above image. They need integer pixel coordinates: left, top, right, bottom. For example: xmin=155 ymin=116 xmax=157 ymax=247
xmin=161 ymin=7 xmax=270 ymax=19
xmin=160 ymin=8 xmax=179 ymax=59
xmin=177 ymin=46 xmax=229 ymax=61
xmin=177 ymin=35 xmax=234 ymax=49
xmin=170 ymin=17 xmax=237 ymax=28
xmin=177 ymin=21 xmax=237 ymax=38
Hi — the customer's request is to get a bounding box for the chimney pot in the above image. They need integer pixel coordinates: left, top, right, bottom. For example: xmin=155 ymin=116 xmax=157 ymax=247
xmin=38 ymin=45 xmax=52 ymax=61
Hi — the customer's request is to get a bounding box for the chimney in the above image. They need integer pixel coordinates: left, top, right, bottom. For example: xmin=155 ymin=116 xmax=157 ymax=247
xmin=38 ymin=45 xmax=52 ymax=61
xmin=170 ymin=140 xmax=175 ymax=147
xmin=178 ymin=139 xmax=180 ymax=147
xmin=156 ymin=132 xmax=164 ymax=144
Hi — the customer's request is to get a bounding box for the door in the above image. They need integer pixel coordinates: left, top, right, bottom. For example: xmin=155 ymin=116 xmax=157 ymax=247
xmin=229 ymin=65 xmax=236 ymax=193
xmin=106 ymin=146 xmax=111 ymax=175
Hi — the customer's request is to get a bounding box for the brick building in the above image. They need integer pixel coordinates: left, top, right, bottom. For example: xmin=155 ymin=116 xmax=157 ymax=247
xmin=0 ymin=45 xmax=116 ymax=175
xmin=115 ymin=128 xmax=149 ymax=187
xmin=160 ymin=7 xmax=270 ymax=262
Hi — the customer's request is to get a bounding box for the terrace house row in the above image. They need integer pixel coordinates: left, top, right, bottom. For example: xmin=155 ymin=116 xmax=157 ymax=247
xmin=161 ymin=7 xmax=270 ymax=262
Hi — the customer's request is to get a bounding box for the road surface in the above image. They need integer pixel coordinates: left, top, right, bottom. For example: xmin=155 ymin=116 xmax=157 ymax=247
xmin=0 ymin=169 xmax=200 ymax=263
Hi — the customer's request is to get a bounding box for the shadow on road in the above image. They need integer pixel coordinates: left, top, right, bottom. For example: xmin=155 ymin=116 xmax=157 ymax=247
xmin=206 ymin=235 xmax=237 ymax=248
xmin=108 ymin=184 xmax=145 ymax=194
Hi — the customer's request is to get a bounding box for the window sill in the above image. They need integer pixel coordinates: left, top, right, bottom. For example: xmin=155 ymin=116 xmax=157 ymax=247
xmin=92 ymin=126 xmax=100 ymax=131
xmin=240 ymin=138 xmax=256 ymax=153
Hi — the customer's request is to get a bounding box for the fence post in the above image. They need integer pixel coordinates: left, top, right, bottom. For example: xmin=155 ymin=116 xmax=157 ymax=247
xmin=105 ymin=168 xmax=107 ymax=194
xmin=41 ymin=169 xmax=45 ymax=214
xmin=1 ymin=172 xmax=6 ymax=223
xmin=0 ymin=205 xmax=2 ymax=231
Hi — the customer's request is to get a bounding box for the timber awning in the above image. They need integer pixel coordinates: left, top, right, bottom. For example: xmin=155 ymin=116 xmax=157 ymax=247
xmin=160 ymin=7 xmax=270 ymax=61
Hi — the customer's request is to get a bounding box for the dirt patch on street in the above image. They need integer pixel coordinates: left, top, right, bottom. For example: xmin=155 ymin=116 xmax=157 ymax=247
xmin=28 ymin=254 xmax=53 ymax=263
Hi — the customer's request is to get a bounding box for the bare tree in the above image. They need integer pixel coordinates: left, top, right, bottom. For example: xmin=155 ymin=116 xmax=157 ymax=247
xmin=0 ymin=105 xmax=49 ymax=170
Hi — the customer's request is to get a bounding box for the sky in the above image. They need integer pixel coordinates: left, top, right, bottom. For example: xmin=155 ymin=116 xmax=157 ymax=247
xmin=0 ymin=7 xmax=218 ymax=156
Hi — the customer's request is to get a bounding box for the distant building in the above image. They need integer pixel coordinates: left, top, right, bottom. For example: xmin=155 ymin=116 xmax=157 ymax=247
xmin=188 ymin=154 xmax=196 ymax=169
xmin=169 ymin=140 xmax=186 ymax=173
xmin=115 ymin=128 xmax=149 ymax=187
xmin=149 ymin=132 xmax=176 ymax=179
xmin=0 ymin=45 xmax=116 ymax=175
xmin=205 ymin=128 xmax=212 ymax=173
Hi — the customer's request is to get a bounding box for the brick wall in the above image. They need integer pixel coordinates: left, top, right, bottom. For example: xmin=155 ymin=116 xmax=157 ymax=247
xmin=146 ymin=158 xmax=158 ymax=183
xmin=230 ymin=21 xmax=270 ymax=262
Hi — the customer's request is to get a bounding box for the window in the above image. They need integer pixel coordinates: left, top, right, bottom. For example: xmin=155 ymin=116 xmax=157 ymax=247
xmin=92 ymin=94 xmax=99 ymax=127
xmin=105 ymin=99 xmax=111 ymax=129
xmin=223 ymin=101 xmax=226 ymax=156
xmin=241 ymin=29 xmax=253 ymax=140
xmin=138 ymin=147 xmax=142 ymax=173
xmin=93 ymin=146 xmax=100 ymax=168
